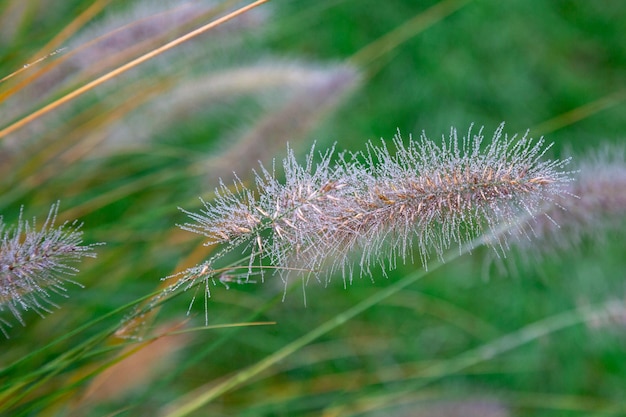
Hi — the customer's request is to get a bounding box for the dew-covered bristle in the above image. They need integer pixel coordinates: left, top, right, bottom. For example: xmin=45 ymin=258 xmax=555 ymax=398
xmin=176 ymin=123 xmax=572 ymax=292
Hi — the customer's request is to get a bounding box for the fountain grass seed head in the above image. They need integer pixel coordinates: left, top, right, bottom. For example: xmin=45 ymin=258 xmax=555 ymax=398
xmin=175 ymin=123 xmax=573 ymax=297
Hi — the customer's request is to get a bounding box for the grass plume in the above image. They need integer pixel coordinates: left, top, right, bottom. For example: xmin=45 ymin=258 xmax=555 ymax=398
xmin=174 ymin=123 xmax=572 ymax=300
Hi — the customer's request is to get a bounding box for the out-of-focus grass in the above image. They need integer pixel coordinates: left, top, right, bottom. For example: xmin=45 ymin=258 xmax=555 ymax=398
xmin=1 ymin=0 xmax=625 ymax=416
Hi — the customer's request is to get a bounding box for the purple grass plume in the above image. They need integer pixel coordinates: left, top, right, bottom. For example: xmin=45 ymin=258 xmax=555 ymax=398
xmin=0 ymin=202 xmax=99 ymax=335
xmin=171 ymin=123 xmax=573 ymax=301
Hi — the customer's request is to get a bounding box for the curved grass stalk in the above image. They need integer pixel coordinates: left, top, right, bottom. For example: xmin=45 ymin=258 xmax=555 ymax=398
xmin=160 ymin=229 xmax=494 ymax=417
xmin=159 ymin=251 xmax=459 ymax=416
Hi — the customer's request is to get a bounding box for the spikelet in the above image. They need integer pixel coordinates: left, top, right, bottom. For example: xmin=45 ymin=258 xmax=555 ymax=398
xmin=175 ymin=123 xmax=572 ymax=294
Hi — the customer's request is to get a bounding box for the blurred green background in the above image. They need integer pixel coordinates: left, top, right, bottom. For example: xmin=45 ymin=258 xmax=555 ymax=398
xmin=1 ymin=0 xmax=625 ymax=416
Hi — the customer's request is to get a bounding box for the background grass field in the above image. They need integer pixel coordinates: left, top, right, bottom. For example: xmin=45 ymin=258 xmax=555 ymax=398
xmin=1 ymin=1 xmax=625 ymax=416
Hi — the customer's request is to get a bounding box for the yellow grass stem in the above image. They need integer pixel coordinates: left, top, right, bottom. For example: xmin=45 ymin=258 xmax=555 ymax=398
xmin=0 ymin=0 xmax=109 ymax=84
xmin=0 ymin=0 xmax=270 ymax=140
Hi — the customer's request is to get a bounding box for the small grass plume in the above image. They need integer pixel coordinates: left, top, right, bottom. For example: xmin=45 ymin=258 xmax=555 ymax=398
xmin=0 ymin=202 xmax=99 ymax=336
